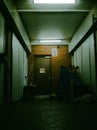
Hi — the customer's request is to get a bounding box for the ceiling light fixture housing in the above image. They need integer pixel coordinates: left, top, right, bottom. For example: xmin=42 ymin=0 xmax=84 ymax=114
xmin=34 ymin=0 xmax=75 ymax=4
xmin=39 ymin=39 xmax=62 ymax=42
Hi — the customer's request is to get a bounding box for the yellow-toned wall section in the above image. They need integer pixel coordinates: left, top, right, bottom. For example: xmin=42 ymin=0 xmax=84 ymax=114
xmin=28 ymin=45 xmax=71 ymax=90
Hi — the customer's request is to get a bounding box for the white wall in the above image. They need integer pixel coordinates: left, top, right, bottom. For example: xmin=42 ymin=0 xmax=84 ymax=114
xmin=0 ymin=1 xmax=30 ymax=103
xmin=76 ymin=46 xmax=83 ymax=78
xmin=23 ymin=52 xmax=28 ymax=86
xmin=4 ymin=0 xmax=31 ymax=53
xmin=69 ymin=9 xmax=94 ymax=53
xmin=69 ymin=7 xmax=97 ymax=93
xmin=0 ymin=13 xmax=5 ymax=105
xmin=12 ymin=34 xmax=28 ymax=101
xmin=81 ymin=37 xmax=90 ymax=84
xmin=89 ymin=35 xmax=97 ymax=93
xmin=0 ymin=13 xmax=5 ymax=53
xmin=72 ymin=34 xmax=96 ymax=93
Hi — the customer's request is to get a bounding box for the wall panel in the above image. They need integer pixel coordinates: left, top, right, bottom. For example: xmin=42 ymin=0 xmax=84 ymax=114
xmin=82 ymin=38 xmax=90 ymax=84
xmin=73 ymin=51 xmax=77 ymax=66
xmin=12 ymin=34 xmax=28 ymax=101
xmin=0 ymin=13 xmax=5 ymax=53
xmin=72 ymin=34 xmax=96 ymax=93
xmin=12 ymin=35 xmax=19 ymax=101
xmin=69 ymin=9 xmax=94 ymax=52
xmin=76 ymin=46 xmax=83 ymax=77
xmin=0 ymin=13 xmax=5 ymax=105
xmin=89 ymin=34 xmax=96 ymax=92
xmin=23 ymin=52 xmax=28 ymax=86
xmin=18 ymin=44 xmax=24 ymax=100
xmin=4 ymin=0 xmax=31 ymax=52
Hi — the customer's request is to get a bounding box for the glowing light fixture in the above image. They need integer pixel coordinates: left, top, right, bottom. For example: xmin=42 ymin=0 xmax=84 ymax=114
xmin=34 ymin=0 xmax=75 ymax=4
xmin=39 ymin=39 xmax=62 ymax=42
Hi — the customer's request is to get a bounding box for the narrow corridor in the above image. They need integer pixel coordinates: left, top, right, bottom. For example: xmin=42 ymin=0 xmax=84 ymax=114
xmin=0 ymin=98 xmax=97 ymax=130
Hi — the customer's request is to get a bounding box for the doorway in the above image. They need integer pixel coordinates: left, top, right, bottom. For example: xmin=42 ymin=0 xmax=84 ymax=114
xmin=34 ymin=55 xmax=51 ymax=95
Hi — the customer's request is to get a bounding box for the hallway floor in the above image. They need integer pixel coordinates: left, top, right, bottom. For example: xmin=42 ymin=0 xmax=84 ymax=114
xmin=0 ymin=98 xmax=97 ymax=130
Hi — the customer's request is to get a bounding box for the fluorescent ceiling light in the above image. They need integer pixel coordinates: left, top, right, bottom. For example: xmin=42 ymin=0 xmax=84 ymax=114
xmin=39 ymin=39 xmax=62 ymax=42
xmin=34 ymin=0 xmax=75 ymax=4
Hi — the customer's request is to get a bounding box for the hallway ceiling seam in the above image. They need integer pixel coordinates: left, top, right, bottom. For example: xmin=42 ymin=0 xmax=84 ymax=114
xmin=15 ymin=10 xmax=90 ymax=13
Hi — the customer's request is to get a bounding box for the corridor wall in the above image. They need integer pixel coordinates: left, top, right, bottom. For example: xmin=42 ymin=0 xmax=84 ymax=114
xmin=3 ymin=0 xmax=31 ymax=53
xmin=69 ymin=9 xmax=93 ymax=52
xmin=0 ymin=13 xmax=5 ymax=105
xmin=69 ymin=8 xmax=97 ymax=93
xmin=72 ymin=34 xmax=97 ymax=93
xmin=72 ymin=35 xmax=96 ymax=93
xmin=12 ymin=34 xmax=28 ymax=101
xmin=81 ymin=37 xmax=91 ymax=85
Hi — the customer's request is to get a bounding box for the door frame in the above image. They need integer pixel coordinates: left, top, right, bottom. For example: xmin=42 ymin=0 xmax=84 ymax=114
xmin=33 ymin=55 xmax=52 ymax=95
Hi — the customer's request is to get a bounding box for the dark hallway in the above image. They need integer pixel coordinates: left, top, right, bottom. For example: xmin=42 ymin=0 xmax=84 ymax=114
xmin=0 ymin=98 xmax=97 ymax=130
xmin=0 ymin=1 xmax=97 ymax=129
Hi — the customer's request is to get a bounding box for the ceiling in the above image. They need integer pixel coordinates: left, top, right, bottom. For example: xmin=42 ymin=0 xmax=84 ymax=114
xmin=13 ymin=0 xmax=94 ymax=44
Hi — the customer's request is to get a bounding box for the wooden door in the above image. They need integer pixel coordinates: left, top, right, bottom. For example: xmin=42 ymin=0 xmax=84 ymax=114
xmin=34 ymin=56 xmax=51 ymax=95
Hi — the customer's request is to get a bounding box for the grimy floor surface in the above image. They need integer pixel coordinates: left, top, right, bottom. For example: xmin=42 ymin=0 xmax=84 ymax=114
xmin=0 ymin=98 xmax=97 ymax=130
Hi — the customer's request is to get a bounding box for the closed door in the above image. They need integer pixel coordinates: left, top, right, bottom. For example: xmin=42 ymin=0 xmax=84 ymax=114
xmin=34 ymin=56 xmax=51 ymax=95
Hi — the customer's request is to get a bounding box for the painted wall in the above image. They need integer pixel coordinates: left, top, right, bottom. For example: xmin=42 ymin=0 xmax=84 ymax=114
xmin=73 ymin=34 xmax=96 ymax=92
xmin=12 ymin=34 xmax=28 ymax=101
xmin=69 ymin=7 xmax=97 ymax=93
xmin=4 ymin=0 xmax=31 ymax=53
xmin=0 ymin=13 xmax=5 ymax=53
xmin=69 ymin=9 xmax=94 ymax=52
xmin=28 ymin=45 xmax=71 ymax=90
xmin=0 ymin=13 xmax=5 ymax=105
